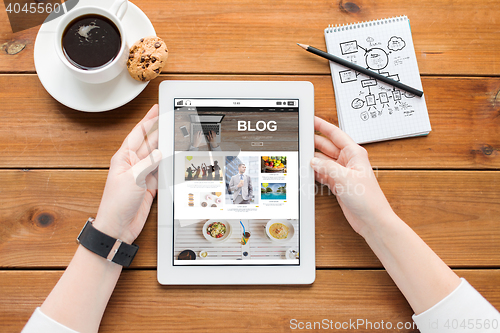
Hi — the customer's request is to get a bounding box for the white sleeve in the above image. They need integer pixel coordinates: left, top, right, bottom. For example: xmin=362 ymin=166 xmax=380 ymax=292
xmin=413 ymin=278 xmax=500 ymax=333
xmin=22 ymin=307 xmax=79 ymax=333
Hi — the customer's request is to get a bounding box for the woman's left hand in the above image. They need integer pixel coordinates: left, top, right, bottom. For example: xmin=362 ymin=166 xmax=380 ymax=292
xmin=94 ymin=104 xmax=162 ymax=244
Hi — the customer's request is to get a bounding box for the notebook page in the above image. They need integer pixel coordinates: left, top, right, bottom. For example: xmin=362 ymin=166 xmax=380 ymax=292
xmin=325 ymin=16 xmax=431 ymax=144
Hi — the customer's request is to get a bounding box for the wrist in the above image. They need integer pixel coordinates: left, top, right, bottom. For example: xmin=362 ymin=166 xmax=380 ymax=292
xmin=76 ymin=243 xmax=123 ymax=270
xmin=358 ymin=209 xmax=401 ymax=241
xmin=93 ymin=215 xmax=135 ymax=244
xmin=77 ymin=218 xmax=139 ymax=267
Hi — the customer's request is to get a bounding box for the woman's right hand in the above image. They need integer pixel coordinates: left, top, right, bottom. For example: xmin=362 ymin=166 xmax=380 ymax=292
xmin=310 ymin=116 xmax=395 ymax=237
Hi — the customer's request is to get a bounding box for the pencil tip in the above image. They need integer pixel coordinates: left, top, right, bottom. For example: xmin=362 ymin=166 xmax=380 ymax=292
xmin=297 ymin=43 xmax=308 ymax=50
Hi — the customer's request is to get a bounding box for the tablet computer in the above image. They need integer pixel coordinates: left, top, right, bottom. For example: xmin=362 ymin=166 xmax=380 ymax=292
xmin=157 ymin=81 xmax=315 ymax=285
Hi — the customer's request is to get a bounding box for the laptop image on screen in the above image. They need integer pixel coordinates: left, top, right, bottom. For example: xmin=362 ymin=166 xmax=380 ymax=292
xmin=190 ymin=114 xmax=225 ymax=143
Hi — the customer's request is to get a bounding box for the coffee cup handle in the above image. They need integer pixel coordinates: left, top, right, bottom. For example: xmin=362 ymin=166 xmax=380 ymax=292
xmin=110 ymin=0 xmax=128 ymax=20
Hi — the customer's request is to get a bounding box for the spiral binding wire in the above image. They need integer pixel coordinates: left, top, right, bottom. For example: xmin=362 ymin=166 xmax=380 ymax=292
xmin=324 ymin=15 xmax=407 ymax=33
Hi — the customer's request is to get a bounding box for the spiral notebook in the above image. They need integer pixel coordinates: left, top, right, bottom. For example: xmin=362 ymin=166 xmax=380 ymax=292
xmin=324 ymin=16 xmax=431 ymax=144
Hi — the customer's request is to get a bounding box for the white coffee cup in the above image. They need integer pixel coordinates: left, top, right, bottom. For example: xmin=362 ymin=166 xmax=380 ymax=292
xmin=55 ymin=0 xmax=128 ymax=84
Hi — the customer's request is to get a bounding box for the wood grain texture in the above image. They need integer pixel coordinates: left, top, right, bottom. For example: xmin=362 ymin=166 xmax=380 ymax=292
xmin=1 ymin=0 xmax=500 ymax=75
xmin=1 ymin=169 xmax=498 ymax=269
xmin=0 ymin=75 xmax=498 ymax=169
xmin=1 ymin=269 xmax=499 ymax=333
xmin=0 ymin=1 xmax=499 ymax=331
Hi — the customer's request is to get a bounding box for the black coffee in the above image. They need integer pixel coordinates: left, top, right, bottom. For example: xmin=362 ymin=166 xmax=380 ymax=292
xmin=62 ymin=14 xmax=121 ymax=70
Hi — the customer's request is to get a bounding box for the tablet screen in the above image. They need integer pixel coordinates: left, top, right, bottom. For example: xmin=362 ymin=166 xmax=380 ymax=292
xmin=173 ymin=98 xmax=299 ymax=265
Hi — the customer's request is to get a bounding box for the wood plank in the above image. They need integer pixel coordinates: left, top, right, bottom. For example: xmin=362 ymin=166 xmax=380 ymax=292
xmin=0 ymin=74 xmax=498 ymax=169
xmin=1 ymin=170 xmax=498 ymax=269
xmin=1 ymin=0 xmax=500 ymax=75
xmin=1 ymin=269 xmax=499 ymax=333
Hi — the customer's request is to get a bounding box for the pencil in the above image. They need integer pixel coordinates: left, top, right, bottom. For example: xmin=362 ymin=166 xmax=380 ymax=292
xmin=297 ymin=43 xmax=423 ymax=97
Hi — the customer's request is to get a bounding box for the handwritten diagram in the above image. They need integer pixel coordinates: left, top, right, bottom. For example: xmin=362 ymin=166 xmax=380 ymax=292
xmin=337 ymin=36 xmax=416 ymax=121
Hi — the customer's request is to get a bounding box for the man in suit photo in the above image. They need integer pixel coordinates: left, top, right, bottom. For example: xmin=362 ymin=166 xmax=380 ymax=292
xmin=228 ymin=163 xmax=253 ymax=204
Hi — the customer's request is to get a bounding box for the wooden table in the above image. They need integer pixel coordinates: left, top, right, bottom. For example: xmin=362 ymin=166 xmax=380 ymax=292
xmin=1 ymin=0 xmax=499 ymax=332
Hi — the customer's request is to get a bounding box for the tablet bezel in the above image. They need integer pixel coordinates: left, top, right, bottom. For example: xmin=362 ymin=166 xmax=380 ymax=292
xmin=158 ymin=80 xmax=315 ymax=285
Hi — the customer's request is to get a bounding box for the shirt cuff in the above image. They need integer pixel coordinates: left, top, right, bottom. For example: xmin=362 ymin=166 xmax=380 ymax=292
xmin=22 ymin=307 xmax=79 ymax=333
xmin=412 ymin=278 xmax=500 ymax=333
xmin=210 ymin=143 xmax=221 ymax=150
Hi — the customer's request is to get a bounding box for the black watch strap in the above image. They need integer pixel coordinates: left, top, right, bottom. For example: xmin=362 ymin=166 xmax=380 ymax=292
xmin=77 ymin=218 xmax=139 ymax=267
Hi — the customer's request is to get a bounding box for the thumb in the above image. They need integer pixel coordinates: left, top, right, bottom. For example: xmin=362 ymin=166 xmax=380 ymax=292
xmin=132 ymin=149 xmax=162 ymax=187
xmin=310 ymin=157 xmax=345 ymax=183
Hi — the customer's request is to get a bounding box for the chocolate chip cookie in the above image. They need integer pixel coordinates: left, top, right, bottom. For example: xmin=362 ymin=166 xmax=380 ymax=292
xmin=127 ymin=36 xmax=168 ymax=82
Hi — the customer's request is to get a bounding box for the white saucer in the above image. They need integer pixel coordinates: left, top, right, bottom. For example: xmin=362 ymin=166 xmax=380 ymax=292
xmin=34 ymin=0 xmax=156 ymax=112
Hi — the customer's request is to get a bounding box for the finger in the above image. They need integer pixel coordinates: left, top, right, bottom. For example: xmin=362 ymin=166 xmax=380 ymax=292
xmin=137 ymin=129 xmax=159 ymax=160
xmin=315 ymin=134 xmax=341 ymax=160
xmin=131 ymin=149 xmax=162 ymax=188
xmin=314 ymin=172 xmax=335 ymax=194
xmin=151 ymin=168 xmax=159 ymax=182
xmin=122 ymin=105 xmax=159 ymax=152
xmin=145 ymin=172 xmax=158 ymax=197
xmin=314 ymin=116 xmax=356 ymax=150
xmin=310 ymin=155 xmax=344 ymax=182
xmin=314 ymin=151 xmax=337 ymax=162
xmin=314 ymin=170 xmax=329 ymax=186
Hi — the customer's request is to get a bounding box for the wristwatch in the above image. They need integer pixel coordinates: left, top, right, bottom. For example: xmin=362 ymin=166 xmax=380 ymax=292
xmin=76 ymin=217 xmax=139 ymax=267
